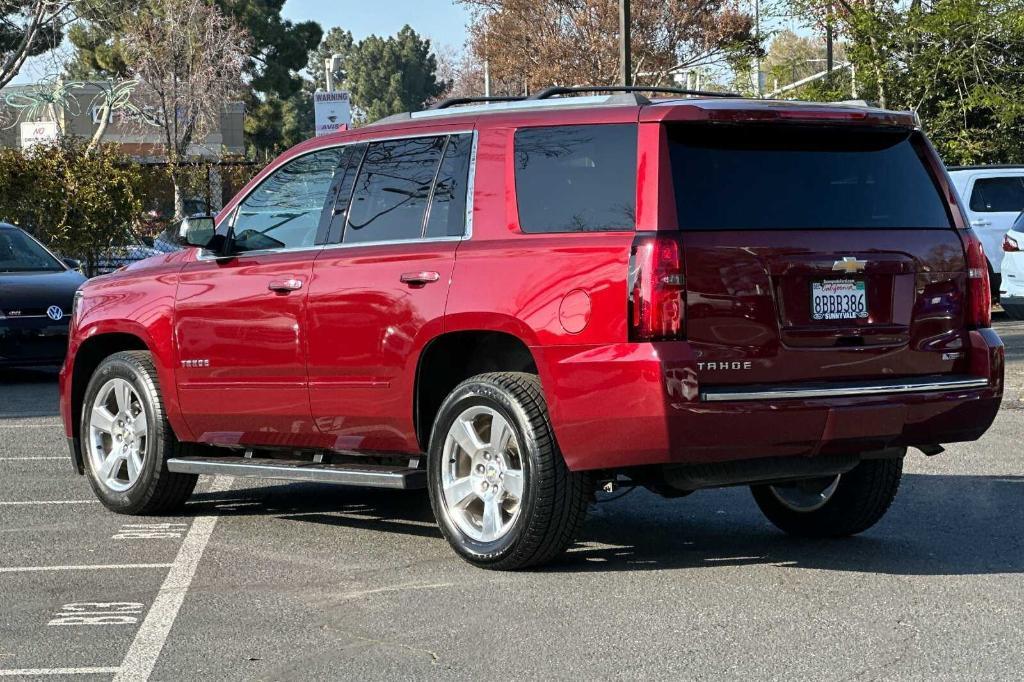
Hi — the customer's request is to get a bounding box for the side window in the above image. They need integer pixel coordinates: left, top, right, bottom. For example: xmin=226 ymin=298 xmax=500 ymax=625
xmin=514 ymin=124 xmax=637 ymax=233
xmin=970 ymin=176 xmax=1024 ymax=213
xmin=231 ymin=148 xmax=343 ymax=253
xmin=344 ymin=136 xmax=445 ymax=244
xmin=425 ymin=134 xmax=473 ymax=238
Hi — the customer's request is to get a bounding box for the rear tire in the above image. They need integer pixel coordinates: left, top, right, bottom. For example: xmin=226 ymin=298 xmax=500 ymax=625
xmin=80 ymin=351 xmax=198 ymax=514
xmin=1004 ymin=303 xmax=1024 ymax=321
xmin=751 ymin=457 xmax=903 ymax=538
xmin=427 ymin=372 xmax=590 ymax=570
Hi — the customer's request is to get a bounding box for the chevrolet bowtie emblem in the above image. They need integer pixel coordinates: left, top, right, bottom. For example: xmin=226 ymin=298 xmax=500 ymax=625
xmin=832 ymin=256 xmax=867 ymax=273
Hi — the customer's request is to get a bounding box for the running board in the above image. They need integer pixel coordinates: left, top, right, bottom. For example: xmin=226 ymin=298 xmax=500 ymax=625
xmin=166 ymin=456 xmax=426 ymax=490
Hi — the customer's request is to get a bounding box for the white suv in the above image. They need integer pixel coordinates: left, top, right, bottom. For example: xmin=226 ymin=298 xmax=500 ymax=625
xmin=1000 ymin=211 xmax=1024 ymax=319
xmin=948 ymin=166 xmax=1024 ymax=300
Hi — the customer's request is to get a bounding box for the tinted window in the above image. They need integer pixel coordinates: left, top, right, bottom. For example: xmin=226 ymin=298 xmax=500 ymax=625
xmin=425 ymin=134 xmax=473 ymax=238
xmin=969 ymin=176 xmax=1024 ymax=213
xmin=515 ymin=124 xmax=637 ymax=233
xmin=669 ymin=126 xmax=952 ymax=230
xmin=344 ymin=136 xmax=445 ymax=244
xmin=0 ymin=229 xmax=63 ymax=272
xmin=232 ymin=148 xmax=343 ymax=253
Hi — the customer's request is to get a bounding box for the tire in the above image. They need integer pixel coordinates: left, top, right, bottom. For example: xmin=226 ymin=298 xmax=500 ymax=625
xmin=427 ymin=372 xmax=590 ymax=570
xmin=750 ymin=456 xmax=903 ymax=538
xmin=80 ymin=351 xmax=198 ymax=514
xmin=1004 ymin=303 xmax=1024 ymax=321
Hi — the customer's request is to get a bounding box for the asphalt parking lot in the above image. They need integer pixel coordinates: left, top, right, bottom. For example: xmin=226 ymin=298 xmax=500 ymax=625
xmin=1 ymin=317 xmax=1022 ymax=681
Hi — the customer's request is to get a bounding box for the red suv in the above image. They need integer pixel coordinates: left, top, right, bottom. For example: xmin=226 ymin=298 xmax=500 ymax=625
xmin=59 ymin=87 xmax=1004 ymax=569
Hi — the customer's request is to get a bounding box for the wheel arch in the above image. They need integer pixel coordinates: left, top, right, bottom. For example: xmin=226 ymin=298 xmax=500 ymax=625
xmin=414 ymin=329 xmax=538 ymax=451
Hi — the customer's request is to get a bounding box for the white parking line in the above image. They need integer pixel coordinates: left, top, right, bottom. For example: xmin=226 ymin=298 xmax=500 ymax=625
xmin=0 ymin=563 xmax=173 ymax=574
xmin=0 ymin=500 xmax=97 ymax=506
xmin=0 ymin=667 xmax=120 ymax=677
xmin=114 ymin=475 xmax=233 ymax=682
xmin=0 ymin=457 xmax=67 ymax=461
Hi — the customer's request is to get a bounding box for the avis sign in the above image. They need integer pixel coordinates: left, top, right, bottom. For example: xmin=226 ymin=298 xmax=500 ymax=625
xmin=20 ymin=121 xmax=58 ymax=149
xmin=314 ymin=91 xmax=352 ymax=137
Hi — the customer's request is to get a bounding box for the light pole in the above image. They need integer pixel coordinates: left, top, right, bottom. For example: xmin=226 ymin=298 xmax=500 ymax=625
xmin=619 ymin=0 xmax=631 ymax=86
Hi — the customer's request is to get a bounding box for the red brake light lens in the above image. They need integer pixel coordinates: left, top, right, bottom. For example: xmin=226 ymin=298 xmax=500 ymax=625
xmin=629 ymin=234 xmax=685 ymax=341
xmin=962 ymin=228 xmax=991 ymax=328
xmin=1004 ymin=234 xmax=1020 ymax=252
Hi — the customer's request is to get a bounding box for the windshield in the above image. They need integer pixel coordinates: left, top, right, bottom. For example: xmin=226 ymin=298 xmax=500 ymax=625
xmin=668 ymin=125 xmax=953 ymax=230
xmin=0 ymin=229 xmax=65 ymax=273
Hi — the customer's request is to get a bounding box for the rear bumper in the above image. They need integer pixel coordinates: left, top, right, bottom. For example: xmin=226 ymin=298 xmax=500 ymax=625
xmin=536 ymin=328 xmax=1003 ymax=471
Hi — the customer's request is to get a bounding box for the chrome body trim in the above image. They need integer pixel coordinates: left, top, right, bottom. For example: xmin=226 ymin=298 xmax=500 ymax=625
xmin=166 ymin=456 xmax=426 ymax=489
xmin=700 ymin=376 xmax=990 ymax=402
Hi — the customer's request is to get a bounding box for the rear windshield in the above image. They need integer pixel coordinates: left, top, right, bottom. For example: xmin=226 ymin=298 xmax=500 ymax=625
xmin=668 ymin=125 xmax=952 ymax=230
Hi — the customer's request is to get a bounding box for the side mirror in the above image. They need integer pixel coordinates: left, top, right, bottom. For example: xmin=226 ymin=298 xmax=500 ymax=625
xmin=62 ymin=257 xmax=82 ymax=272
xmin=177 ymin=215 xmax=217 ymax=248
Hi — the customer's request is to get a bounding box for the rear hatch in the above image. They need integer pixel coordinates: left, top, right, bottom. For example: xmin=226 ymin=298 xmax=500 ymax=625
xmin=667 ymin=122 xmax=971 ymax=386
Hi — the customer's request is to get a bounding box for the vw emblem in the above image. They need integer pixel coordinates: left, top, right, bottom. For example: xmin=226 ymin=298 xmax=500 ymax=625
xmin=46 ymin=305 xmax=64 ymax=321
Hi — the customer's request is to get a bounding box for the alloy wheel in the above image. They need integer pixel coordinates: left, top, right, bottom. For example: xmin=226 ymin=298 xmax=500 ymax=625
xmin=86 ymin=378 xmax=148 ymax=493
xmin=768 ymin=474 xmax=842 ymax=513
xmin=440 ymin=405 xmax=525 ymax=542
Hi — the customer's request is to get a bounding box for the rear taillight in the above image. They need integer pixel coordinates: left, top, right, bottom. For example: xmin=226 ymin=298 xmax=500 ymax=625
xmin=628 ymin=234 xmax=685 ymax=341
xmin=1004 ymin=234 xmax=1020 ymax=252
xmin=961 ymin=228 xmax=991 ymax=328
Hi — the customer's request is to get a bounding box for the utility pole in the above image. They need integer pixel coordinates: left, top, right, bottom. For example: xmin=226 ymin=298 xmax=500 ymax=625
xmin=754 ymin=0 xmax=762 ymax=97
xmin=826 ymin=1 xmax=834 ymax=74
xmin=619 ymin=0 xmax=631 ymax=86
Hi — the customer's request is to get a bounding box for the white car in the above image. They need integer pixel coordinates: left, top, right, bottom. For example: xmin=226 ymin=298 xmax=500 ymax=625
xmin=948 ymin=165 xmax=1024 ymax=299
xmin=1000 ymin=211 xmax=1024 ymax=320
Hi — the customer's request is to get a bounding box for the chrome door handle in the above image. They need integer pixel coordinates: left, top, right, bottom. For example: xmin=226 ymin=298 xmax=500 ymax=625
xmin=267 ymin=278 xmax=303 ymax=293
xmin=400 ymin=271 xmax=440 ymax=286
xmin=971 ymin=219 xmax=992 ymax=227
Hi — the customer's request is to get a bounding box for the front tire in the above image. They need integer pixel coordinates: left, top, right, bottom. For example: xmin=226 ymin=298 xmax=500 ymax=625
xmin=427 ymin=372 xmax=590 ymax=570
xmin=81 ymin=351 xmax=198 ymax=514
xmin=751 ymin=456 xmax=903 ymax=538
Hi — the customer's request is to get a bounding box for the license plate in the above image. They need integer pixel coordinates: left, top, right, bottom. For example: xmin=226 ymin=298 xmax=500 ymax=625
xmin=811 ymin=279 xmax=867 ymax=321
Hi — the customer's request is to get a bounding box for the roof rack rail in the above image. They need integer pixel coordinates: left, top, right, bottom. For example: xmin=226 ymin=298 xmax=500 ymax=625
xmin=529 ymin=85 xmax=742 ymax=100
xmin=430 ymin=95 xmax=526 ymax=110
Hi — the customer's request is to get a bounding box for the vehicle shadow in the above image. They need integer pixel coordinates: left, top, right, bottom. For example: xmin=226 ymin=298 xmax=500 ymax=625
xmin=0 ymin=367 xmax=61 ymax=417
xmin=186 ymin=472 xmax=1024 ymax=577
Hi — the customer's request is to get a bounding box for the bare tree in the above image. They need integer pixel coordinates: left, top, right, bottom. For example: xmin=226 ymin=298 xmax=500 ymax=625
xmin=0 ymin=0 xmax=72 ymax=89
xmin=124 ymin=0 xmax=248 ymax=218
xmin=459 ymin=0 xmax=754 ymax=94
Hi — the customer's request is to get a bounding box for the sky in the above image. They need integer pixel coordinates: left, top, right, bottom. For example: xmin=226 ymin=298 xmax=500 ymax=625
xmin=281 ymin=0 xmax=471 ymax=50
xmin=10 ymin=0 xmax=472 ymax=85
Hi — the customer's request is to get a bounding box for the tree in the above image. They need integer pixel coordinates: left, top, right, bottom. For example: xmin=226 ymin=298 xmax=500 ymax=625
xmin=763 ymin=29 xmax=846 ymax=93
xmin=336 ymin=26 xmax=446 ymax=124
xmin=244 ymin=85 xmax=313 ymax=158
xmin=0 ymin=0 xmax=70 ymax=88
xmin=124 ymin=0 xmax=249 ymax=217
xmin=0 ymin=139 xmax=143 ymax=272
xmin=459 ymin=0 xmax=754 ymax=93
xmin=307 ymin=26 xmax=354 ymax=91
xmin=791 ymin=0 xmax=1024 ymax=164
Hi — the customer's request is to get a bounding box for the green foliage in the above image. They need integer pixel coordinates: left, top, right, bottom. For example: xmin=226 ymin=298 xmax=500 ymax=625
xmin=321 ymin=25 xmax=446 ymax=125
xmin=309 ymin=27 xmax=355 ymax=91
xmin=0 ymin=139 xmax=143 ymax=266
xmin=215 ymin=0 xmax=322 ymax=98
xmin=65 ymin=0 xmax=140 ymax=79
xmin=792 ymin=0 xmax=1024 ymax=165
xmin=244 ymin=86 xmax=314 ymax=158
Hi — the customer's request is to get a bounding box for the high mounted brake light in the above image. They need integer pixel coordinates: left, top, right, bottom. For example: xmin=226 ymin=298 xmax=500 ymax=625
xmin=628 ymin=234 xmax=685 ymax=341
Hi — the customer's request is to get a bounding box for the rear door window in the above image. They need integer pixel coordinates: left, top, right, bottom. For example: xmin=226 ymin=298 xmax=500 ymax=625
xmin=668 ymin=125 xmax=952 ymax=230
xmin=514 ymin=124 xmax=637 ymax=233
xmin=969 ymin=176 xmax=1024 ymax=213
xmin=425 ymin=134 xmax=473 ymax=238
xmin=344 ymin=136 xmax=446 ymax=244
